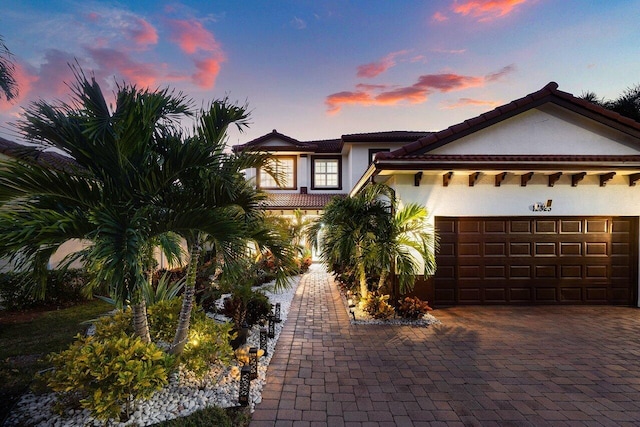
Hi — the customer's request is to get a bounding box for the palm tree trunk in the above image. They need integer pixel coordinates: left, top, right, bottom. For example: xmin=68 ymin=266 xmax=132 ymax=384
xmin=132 ymin=297 xmax=151 ymax=343
xmin=355 ymin=244 xmax=368 ymax=299
xmin=377 ymin=269 xmax=388 ymax=292
xmin=170 ymin=239 xmax=202 ymax=355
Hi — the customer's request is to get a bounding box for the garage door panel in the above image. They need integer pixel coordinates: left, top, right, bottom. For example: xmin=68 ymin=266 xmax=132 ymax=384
xmin=510 ymin=287 xmax=532 ymax=302
xmin=459 ymin=243 xmax=481 ymax=256
xmin=585 ymin=288 xmax=608 ymax=302
xmin=485 ymin=265 xmax=507 ymax=279
xmin=560 ymin=242 xmax=582 ymax=256
xmin=484 ymin=220 xmax=507 ymax=233
xmin=561 ymin=265 xmax=582 ymax=278
xmin=536 ymin=265 xmax=557 ymax=278
xmin=434 ymin=216 xmax=637 ymax=306
xmin=458 ymin=288 xmax=481 ymax=303
xmin=484 ymin=288 xmax=506 ymax=302
xmin=510 ymin=265 xmax=531 ymax=278
xmin=459 ymin=221 xmax=481 ymax=233
xmin=585 ymin=242 xmax=608 ymax=256
xmin=510 ymin=242 xmax=532 ymax=256
xmin=535 ymin=242 xmax=556 ymax=256
xmin=560 ymin=220 xmax=582 ymax=233
xmin=510 ymin=221 xmax=531 ymax=233
xmin=535 ymin=287 xmax=557 ymax=301
xmin=535 ymin=220 xmax=557 ymax=234
xmin=586 ymin=219 xmax=608 ymax=233
xmin=560 ymin=287 xmax=582 ymax=302
xmin=485 ymin=242 xmax=506 ymax=256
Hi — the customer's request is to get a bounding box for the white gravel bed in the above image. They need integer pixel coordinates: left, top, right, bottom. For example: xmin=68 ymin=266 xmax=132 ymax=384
xmin=4 ymin=274 xmax=302 ymax=427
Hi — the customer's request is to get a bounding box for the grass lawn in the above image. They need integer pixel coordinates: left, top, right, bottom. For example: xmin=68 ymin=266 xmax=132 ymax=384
xmin=0 ymin=299 xmax=112 ymax=422
xmin=0 ymin=301 xmax=251 ymax=427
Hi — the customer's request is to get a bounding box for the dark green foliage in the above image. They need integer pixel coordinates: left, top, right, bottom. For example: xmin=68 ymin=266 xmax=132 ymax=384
xmin=0 ymin=269 xmax=92 ymax=310
xmin=581 ymin=84 xmax=640 ymax=123
xmin=154 ymin=405 xmax=251 ymax=427
xmin=222 ymin=289 xmax=272 ymax=328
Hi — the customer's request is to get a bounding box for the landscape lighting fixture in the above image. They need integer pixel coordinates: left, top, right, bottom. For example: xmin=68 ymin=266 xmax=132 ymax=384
xmin=348 ymin=298 xmax=356 ymax=321
xmin=239 ymin=366 xmax=251 ymax=406
xmin=274 ymin=303 xmax=282 ymax=323
xmin=259 ymin=327 xmax=268 ymax=356
xmin=249 ymin=347 xmax=258 ymax=380
xmin=268 ymin=315 xmax=275 ymax=338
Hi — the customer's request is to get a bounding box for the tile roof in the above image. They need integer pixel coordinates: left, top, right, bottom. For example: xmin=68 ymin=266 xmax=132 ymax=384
xmin=234 ymin=130 xmax=431 ymax=155
xmin=0 ymin=136 xmax=78 ymax=171
xmin=378 ymin=82 xmax=640 ymax=160
xmin=341 ymin=131 xmax=433 ymax=143
xmin=262 ymin=193 xmax=344 ymax=209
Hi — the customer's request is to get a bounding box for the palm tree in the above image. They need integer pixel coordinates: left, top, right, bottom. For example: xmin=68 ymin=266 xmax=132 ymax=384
xmin=371 ymin=202 xmax=438 ymax=296
xmin=581 ymin=85 xmax=640 ymax=123
xmin=308 ymin=184 xmax=391 ymax=299
xmin=310 ymin=184 xmax=438 ymax=300
xmin=169 ymin=101 xmax=297 ymax=355
xmin=0 ymin=35 xmax=18 ymax=101
xmin=0 ymin=69 xmax=220 ymax=341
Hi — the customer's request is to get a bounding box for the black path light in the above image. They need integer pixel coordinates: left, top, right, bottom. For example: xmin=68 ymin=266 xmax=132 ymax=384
xmin=268 ymin=314 xmax=275 ymax=338
xmin=274 ymin=302 xmax=282 ymax=323
xmin=249 ymin=347 xmax=258 ymax=380
xmin=260 ymin=327 xmax=268 ymax=356
xmin=238 ymin=365 xmax=251 ymax=406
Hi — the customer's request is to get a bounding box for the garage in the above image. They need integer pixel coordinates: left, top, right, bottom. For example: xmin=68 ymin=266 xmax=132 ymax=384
xmin=434 ymin=216 xmax=638 ymax=306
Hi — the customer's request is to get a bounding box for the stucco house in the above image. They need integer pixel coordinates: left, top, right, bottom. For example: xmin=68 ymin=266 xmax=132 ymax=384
xmin=232 ymin=129 xmax=429 ymax=215
xmin=349 ymin=82 xmax=640 ymax=307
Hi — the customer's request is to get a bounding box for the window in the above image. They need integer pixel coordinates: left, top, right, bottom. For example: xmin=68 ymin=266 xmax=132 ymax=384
xmin=258 ymin=156 xmax=296 ymax=189
xmin=369 ymin=148 xmax=390 ymax=164
xmin=312 ymin=156 xmax=341 ymax=190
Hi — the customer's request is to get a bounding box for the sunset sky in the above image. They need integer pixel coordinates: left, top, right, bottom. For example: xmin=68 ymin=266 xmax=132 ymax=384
xmin=1 ymin=0 xmax=639 ymax=146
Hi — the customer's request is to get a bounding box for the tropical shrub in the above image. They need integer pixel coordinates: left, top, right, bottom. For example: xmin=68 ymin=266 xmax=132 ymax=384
xmin=42 ymin=333 xmax=174 ymax=421
xmin=396 ymin=296 xmax=433 ymax=319
xmin=180 ymin=315 xmax=234 ymax=375
xmin=0 ymin=269 xmax=91 ymax=310
xmin=362 ymin=293 xmax=395 ymax=320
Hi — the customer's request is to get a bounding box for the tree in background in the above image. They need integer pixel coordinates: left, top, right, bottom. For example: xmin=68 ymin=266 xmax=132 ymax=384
xmin=581 ymin=84 xmax=640 ymax=123
xmin=0 ymin=35 xmax=18 ymax=101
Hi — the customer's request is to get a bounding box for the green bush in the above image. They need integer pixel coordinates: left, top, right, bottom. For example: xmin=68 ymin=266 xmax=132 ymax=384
xmin=92 ymin=299 xmax=234 ymax=377
xmin=181 ymin=315 xmax=234 ymax=375
xmin=42 ymin=333 xmax=174 ymax=421
xmin=363 ymin=293 xmax=395 ymax=320
xmin=0 ymin=269 xmax=91 ymax=310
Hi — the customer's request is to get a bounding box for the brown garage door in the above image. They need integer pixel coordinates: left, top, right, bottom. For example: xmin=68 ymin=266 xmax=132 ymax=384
xmin=435 ymin=217 xmax=638 ymax=305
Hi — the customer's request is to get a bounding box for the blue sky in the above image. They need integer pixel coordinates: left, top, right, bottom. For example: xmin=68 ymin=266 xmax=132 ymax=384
xmin=1 ymin=0 xmax=639 ymax=146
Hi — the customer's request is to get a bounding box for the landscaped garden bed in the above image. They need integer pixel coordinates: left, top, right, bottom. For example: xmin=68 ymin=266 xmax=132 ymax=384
xmin=4 ymin=275 xmax=301 ymax=426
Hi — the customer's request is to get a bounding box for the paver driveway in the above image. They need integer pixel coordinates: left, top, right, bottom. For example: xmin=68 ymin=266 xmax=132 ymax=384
xmin=251 ymin=266 xmax=640 ymax=426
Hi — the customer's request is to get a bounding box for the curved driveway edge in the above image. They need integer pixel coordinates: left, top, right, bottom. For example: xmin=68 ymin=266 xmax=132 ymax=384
xmin=251 ymin=266 xmax=640 ymax=426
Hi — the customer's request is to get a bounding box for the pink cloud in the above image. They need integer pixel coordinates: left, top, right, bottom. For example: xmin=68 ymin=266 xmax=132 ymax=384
xmin=325 ymin=65 xmax=515 ymax=114
xmin=356 ymin=50 xmax=408 ymax=78
xmin=87 ymin=47 xmax=161 ymax=87
xmin=127 ymin=18 xmax=158 ymax=48
xmin=432 ymin=11 xmax=449 ymax=22
xmin=192 ymin=57 xmax=222 ymax=89
xmin=167 ymin=19 xmax=222 ymax=54
xmin=441 ymin=97 xmax=502 ymax=109
xmin=325 ymin=91 xmax=374 ymax=115
xmin=452 ymin=0 xmax=528 ymax=21
xmin=31 ymin=50 xmax=78 ymax=97
xmin=0 ymin=62 xmax=38 ymax=112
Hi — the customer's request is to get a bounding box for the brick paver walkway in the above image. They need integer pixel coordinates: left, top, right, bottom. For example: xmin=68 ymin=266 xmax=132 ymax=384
xmin=251 ymin=266 xmax=640 ymax=426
